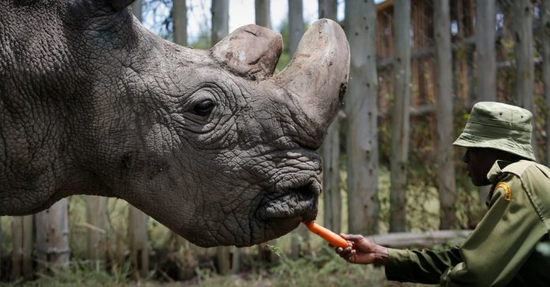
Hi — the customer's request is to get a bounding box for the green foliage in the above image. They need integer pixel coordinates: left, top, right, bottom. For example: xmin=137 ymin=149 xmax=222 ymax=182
xmin=3 ymin=261 xmax=131 ymax=287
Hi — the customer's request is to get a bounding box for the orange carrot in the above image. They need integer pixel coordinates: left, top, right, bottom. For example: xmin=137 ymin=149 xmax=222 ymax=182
xmin=303 ymin=221 xmax=349 ymax=248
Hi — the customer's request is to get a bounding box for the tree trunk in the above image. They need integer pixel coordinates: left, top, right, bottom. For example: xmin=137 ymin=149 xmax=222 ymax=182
xmin=11 ymin=215 xmax=33 ymax=279
xmin=389 ymin=0 xmax=411 ymax=233
xmin=35 ymin=199 xmax=70 ymax=271
xmin=211 ymin=0 xmax=229 ymax=46
xmin=434 ymin=0 xmax=457 ymax=229
xmin=318 ymin=0 xmax=337 ymax=20
xmin=475 ymin=0 xmax=497 ymax=103
xmin=255 ymin=0 xmax=271 ymax=29
xmin=541 ymin=0 xmax=550 ymax=166
xmin=173 ymin=0 xmax=188 ymax=46
xmin=86 ymin=196 xmax=108 ymax=264
xmin=345 ymin=0 xmax=380 ymax=235
xmin=511 ymin=0 xmax=536 ymax=156
xmin=288 ymin=0 xmax=309 ymax=259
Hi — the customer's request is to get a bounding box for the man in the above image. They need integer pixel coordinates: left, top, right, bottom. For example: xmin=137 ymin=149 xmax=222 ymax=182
xmin=336 ymin=102 xmax=550 ymax=286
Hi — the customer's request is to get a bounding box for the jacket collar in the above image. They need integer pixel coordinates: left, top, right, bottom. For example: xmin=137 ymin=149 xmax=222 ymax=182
xmin=487 ymin=160 xmax=513 ymax=184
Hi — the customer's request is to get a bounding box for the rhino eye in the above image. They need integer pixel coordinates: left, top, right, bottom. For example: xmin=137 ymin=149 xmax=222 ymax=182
xmin=193 ymin=100 xmax=216 ymax=116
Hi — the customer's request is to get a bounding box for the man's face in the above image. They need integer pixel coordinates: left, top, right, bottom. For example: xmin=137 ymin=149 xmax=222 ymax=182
xmin=462 ymin=147 xmax=500 ymax=186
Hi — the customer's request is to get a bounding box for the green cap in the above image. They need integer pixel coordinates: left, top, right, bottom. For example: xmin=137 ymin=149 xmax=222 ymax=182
xmin=453 ymin=101 xmax=536 ymax=161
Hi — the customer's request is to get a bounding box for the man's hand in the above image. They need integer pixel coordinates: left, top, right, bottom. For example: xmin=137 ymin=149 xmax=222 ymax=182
xmin=335 ymin=234 xmax=389 ymax=265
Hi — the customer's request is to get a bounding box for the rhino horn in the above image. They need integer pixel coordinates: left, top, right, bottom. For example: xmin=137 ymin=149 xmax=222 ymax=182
xmin=275 ymin=19 xmax=350 ymax=143
xmin=211 ymin=24 xmax=283 ymax=81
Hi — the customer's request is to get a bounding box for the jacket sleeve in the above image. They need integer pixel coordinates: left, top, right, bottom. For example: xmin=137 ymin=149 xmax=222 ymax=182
xmin=438 ymin=176 xmax=547 ymax=286
xmin=385 ymin=246 xmax=462 ymax=284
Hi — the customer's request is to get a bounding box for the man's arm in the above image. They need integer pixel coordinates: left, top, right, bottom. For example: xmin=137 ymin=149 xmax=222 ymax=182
xmin=336 ymin=235 xmax=462 ymax=284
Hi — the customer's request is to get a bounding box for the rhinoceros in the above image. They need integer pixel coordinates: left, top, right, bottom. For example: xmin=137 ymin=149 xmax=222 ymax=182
xmin=0 ymin=0 xmax=349 ymax=247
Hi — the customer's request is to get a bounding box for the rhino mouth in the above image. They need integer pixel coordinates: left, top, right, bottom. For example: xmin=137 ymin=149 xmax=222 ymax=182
xmin=258 ymin=181 xmax=320 ymax=222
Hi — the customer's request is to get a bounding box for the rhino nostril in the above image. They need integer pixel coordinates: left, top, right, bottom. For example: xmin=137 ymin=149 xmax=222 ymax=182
xmin=291 ymin=185 xmax=313 ymax=199
xmin=290 ymin=183 xmax=319 ymax=222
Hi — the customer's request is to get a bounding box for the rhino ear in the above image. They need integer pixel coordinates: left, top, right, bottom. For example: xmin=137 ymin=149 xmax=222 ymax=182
xmin=211 ymin=25 xmax=283 ymax=81
xmin=102 ymin=0 xmax=135 ymax=11
xmin=107 ymin=0 xmax=135 ymax=10
xmin=74 ymin=0 xmax=134 ymax=12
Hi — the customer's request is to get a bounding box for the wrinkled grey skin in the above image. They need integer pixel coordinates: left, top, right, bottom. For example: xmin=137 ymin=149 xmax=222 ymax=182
xmin=0 ymin=0 xmax=349 ymax=247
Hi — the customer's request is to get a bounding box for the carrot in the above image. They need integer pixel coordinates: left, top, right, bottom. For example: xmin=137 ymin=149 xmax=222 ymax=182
xmin=303 ymin=221 xmax=349 ymax=248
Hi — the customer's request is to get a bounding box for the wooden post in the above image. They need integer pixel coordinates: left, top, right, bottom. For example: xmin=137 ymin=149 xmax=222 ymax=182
xmin=86 ymin=196 xmax=108 ymax=266
xmin=318 ymin=0 xmax=337 ymax=20
xmin=389 ymin=0 xmax=412 ymax=233
xmin=173 ymin=0 xmax=187 ymax=47
xmin=434 ymin=0 xmax=457 ymax=229
xmin=322 ymin=115 xmax=343 ymax=233
xmin=211 ymin=0 xmax=229 ymax=46
xmin=35 ymin=199 xmax=70 ymax=271
xmin=475 ymin=0 xmax=496 ymax=103
xmin=0 ymin=217 xmax=2 ymax=275
xmin=11 ymin=215 xmax=33 ymax=279
xmin=254 ymin=0 xmax=271 ymax=29
xmin=211 ymin=0 xmax=231 ymax=274
xmin=319 ymin=0 xmax=341 ymax=235
xmin=541 ymin=0 xmax=550 ymax=166
xmin=128 ymin=2 xmax=150 ymax=279
xmin=345 ymin=0 xmax=380 ymax=235
xmin=474 ymin=0 xmax=497 ymax=207
xmin=287 ymin=0 xmax=310 ymax=259
xmin=288 ymin=0 xmax=304 ymax=57
xmin=216 ymin=246 xmax=231 ymax=275
xmin=128 ymin=207 xmax=149 ymax=279
xmin=511 ymin=0 xmax=536 ymax=156
xmin=130 ymin=0 xmax=142 ymax=22
xmin=511 ymin=0 xmax=534 ymax=111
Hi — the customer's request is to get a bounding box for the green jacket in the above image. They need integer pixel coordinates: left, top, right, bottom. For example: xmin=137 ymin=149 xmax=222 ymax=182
xmin=385 ymin=160 xmax=550 ymax=286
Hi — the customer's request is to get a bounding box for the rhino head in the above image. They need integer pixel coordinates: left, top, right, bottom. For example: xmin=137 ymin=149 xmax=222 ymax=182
xmin=0 ymin=0 xmax=349 ymax=247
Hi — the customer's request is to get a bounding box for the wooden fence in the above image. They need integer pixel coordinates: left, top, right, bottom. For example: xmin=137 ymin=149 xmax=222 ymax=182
xmin=2 ymin=0 xmax=549 ymax=282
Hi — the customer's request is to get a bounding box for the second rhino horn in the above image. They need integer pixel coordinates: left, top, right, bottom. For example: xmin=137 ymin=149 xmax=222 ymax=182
xmin=211 ymin=24 xmax=283 ymax=81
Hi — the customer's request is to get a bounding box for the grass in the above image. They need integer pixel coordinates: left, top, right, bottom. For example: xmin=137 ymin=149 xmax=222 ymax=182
xmin=1 ymin=245 xmax=436 ymax=287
